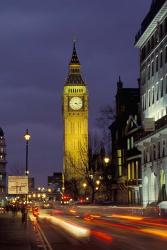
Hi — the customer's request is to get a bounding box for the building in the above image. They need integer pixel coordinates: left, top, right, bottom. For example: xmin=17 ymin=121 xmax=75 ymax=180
xmin=48 ymin=172 xmax=62 ymax=192
xmin=125 ymin=115 xmax=142 ymax=204
xmin=62 ymin=42 xmax=88 ymax=186
xmin=135 ymin=0 xmax=167 ymax=206
xmin=0 ymin=128 xmax=7 ymax=201
xmin=28 ymin=177 xmax=35 ymax=192
xmin=109 ymin=78 xmax=141 ymax=204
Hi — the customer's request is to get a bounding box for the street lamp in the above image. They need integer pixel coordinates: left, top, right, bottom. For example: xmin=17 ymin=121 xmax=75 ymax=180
xmin=104 ymin=156 xmax=110 ymax=165
xmin=24 ymin=129 xmax=31 ymax=204
xmin=24 ymin=129 xmax=31 ymax=176
xmin=83 ymin=183 xmax=87 ymax=188
xmin=96 ymin=180 xmax=100 ymax=185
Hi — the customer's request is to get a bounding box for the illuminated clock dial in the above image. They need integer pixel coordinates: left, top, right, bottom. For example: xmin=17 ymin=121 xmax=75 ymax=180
xmin=69 ymin=97 xmax=83 ymax=110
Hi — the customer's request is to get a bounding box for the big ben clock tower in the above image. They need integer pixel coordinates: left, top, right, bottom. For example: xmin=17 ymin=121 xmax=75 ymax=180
xmin=63 ymin=42 xmax=88 ymax=183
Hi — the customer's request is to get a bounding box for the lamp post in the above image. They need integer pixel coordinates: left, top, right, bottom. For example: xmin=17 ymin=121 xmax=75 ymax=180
xmin=104 ymin=156 xmax=110 ymax=165
xmin=83 ymin=183 xmax=87 ymax=199
xmin=24 ymin=129 xmax=31 ymax=204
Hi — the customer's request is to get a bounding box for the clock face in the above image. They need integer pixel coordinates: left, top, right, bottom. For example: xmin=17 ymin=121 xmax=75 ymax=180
xmin=69 ymin=97 xmax=83 ymax=110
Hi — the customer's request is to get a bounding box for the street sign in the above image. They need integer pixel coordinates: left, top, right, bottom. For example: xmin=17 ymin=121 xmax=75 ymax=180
xmin=8 ymin=176 xmax=29 ymax=194
xmin=143 ymin=118 xmax=155 ymax=132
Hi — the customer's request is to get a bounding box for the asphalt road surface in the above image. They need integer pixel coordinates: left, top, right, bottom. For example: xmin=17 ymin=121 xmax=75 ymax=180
xmin=33 ymin=206 xmax=167 ymax=250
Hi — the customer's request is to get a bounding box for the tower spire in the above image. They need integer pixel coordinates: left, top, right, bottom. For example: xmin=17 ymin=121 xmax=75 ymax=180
xmin=69 ymin=39 xmax=80 ymax=65
xmin=65 ymin=41 xmax=85 ymax=85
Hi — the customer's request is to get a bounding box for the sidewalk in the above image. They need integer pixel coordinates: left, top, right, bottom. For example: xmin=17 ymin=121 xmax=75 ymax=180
xmin=0 ymin=211 xmax=38 ymax=250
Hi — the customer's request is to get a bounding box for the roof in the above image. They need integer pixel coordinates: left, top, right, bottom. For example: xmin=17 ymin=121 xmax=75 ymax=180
xmin=135 ymin=0 xmax=166 ymax=46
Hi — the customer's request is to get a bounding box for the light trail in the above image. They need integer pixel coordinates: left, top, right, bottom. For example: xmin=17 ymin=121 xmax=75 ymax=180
xmin=39 ymin=214 xmax=90 ymax=238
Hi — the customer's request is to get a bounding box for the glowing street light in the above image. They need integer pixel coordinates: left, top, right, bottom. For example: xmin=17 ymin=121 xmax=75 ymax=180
xmin=104 ymin=156 xmax=110 ymax=164
xmin=96 ymin=180 xmax=100 ymax=185
xmin=83 ymin=183 xmax=87 ymax=188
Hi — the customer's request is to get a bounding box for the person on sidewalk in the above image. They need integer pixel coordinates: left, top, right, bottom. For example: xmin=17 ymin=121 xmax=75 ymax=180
xmin=21 ymin=205 xmax=28 ymax=224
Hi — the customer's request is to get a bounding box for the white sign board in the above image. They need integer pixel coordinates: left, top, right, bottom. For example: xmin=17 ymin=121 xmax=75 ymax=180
xmin=8 ymin=176 xmax=28 ymax=194
xmin=143 ymin=118 xmax=155 ymax=132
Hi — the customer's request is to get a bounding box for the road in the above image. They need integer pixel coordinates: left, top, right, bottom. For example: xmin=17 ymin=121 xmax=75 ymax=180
xmin=30 ymin=205 xmax=167 ymax=250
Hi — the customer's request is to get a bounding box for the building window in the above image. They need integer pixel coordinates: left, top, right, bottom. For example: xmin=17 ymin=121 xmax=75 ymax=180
xmin=156 ymin=56 xmax=158 ymax=72
xmin=148 ymin=90 xmax=151 ymax=107
xmin=162 ymin=140 xmax=165 ymax=157
xmin=158 ymin=141 xmax=160 ymax=158
xmin=151 ymin=35 xmax=154 ymax=49
xmin=165 ymin=47 xmax=167 ymax=63
xmin=117 ymin=149 xmax=122 ymax=177
xmin=128 ymin=163 xmax=131 ymax=180
xmin=0 ymin=175 xmax=2 ymax=181
xmin=142 ymin=69 xmax=146 ymax=85
xmin=156 ymin=83 xmax=159 ymax=101
xmin=153 ymin=144 xmax=156 ymax=160
xmin=160 ymin=24 xmax=163 ymax=39
xmin=147 ymin=64 xmax=150 ymax=80
xmin=151 ymin=60 xmax=154 ymax=76
xmin=131 ymin=137 xmax=134 ymax=149
xmin=160 ymin=51 xmax=163 ymax=68
xmin=127 ymin=138 xmax=130 ymax=150
xmin=152 ymin=86 xmax=155 ymax=104
xmin=131 ymin=162 xmax=135 ymax=179
xmin=161 ymin=79 xmax=164 ymax=97
xmin=144 ymin=93 xmax=146 ymax=110
xmin=165 ymin=17 xmax=167 ymax=33
xmin=141 ymin=95 xmax=144 ymax=110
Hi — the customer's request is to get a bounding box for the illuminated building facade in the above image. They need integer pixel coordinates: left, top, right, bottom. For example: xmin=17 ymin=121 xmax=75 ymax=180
xmin=135 ymin=0 xmax=167 ymax=206
xmin=0 ymin=128 xmax=7 ymax=199
xmin=63 ymin=42 xmax=88 ymax=183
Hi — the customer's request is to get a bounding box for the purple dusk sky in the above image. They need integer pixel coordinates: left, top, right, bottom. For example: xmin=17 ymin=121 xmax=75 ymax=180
xmin=0 ymin=0 xmax=151 ymax=186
